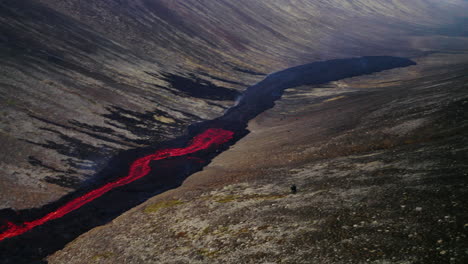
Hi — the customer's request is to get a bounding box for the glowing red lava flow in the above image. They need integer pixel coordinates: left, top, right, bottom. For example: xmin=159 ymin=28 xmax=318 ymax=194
xmin=0 ymin=128 xmax=234 ymax=241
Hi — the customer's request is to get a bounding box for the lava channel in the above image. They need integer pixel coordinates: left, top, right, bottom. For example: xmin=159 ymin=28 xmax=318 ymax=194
xmin=0 ymin=128 xmax=234 ymax=241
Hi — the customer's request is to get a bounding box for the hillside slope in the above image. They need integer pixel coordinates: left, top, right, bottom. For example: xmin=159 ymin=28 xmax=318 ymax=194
xmin=49 ymin=51 xmax=468 ymax=264
xmin=0 ymin=1 xmax=467 ymax=263
xmin=1 ymin=0 xmax=467 ymax=209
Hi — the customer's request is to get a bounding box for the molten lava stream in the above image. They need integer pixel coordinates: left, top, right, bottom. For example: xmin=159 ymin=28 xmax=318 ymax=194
xmin=0 ymin=128 xmax=234 ymax=241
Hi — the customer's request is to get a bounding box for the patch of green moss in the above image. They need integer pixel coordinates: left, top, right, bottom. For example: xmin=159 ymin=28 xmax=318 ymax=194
xmin=233 ymin=227 xmax=250 ymax=236
xmin=143 ymin=200 xmax=184 ymax=214
xmin=198 ymin=248 xmax=220 ymax=258
xmin=91 ymin=251 xmax=114 ymax=261
xmin=215 ymin=194 xmax=286 ymax=203
xmin=201 ymin=226 xmax=212 ymax=236
xmin=254 ymin=194 xmax=287 ymax=200
xmin=4 ymin=99 xmax=17 ymax=106
xmin=214 ymin=225 xmax=230 ymax=234
xmin=215 ymin=195 xmax=239 ymax=203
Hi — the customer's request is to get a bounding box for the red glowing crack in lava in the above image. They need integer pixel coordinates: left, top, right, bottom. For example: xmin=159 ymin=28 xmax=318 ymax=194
xmin=0 ymin=128 xmax=234 ymax=241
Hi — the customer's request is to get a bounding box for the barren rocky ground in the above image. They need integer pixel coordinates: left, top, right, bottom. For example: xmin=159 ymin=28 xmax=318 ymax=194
xmin=1 ymin=0 xmax=467 ymax=209
xmin=0 ymin=1 xmax=467 ymax=263
xmin=49 ymin=52 xmax=468 ymax=263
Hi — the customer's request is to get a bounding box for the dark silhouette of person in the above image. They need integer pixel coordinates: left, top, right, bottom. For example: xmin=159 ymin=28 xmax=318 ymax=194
xmin=290 ymin=184 xmax=297 ymax=194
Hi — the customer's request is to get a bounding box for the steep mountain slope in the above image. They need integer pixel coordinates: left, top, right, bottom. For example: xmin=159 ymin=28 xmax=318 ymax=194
xmin=0 ymin=0 xmax=467 ymax=263
xmin=1 ymin=0 xmax=467 ymax=210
